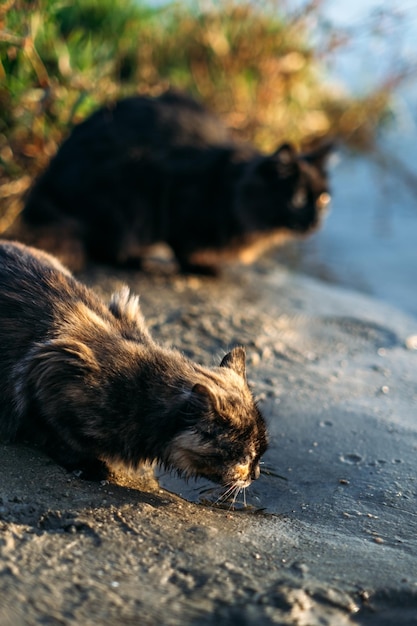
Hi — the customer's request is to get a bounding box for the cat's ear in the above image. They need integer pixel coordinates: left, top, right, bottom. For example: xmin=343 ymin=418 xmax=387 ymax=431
xmin=260 ymin=143 xmax=297 ymax=179
xmin=188 ymin=383 xmax=230 ymax=419
xmin=178 ymin=383 xmax=214 ymax=425
xmin=301 ymin=140 xmax=334 ymax=170
xmin=183 ymin=383 xmax=217 ymax=418
xmin=220 ymin=346 xmax=246 ymax=379
xmin=272 ymin=143 xmax=297 ymax=165
xmin=192 ymin=383 xmax=213 ymax=403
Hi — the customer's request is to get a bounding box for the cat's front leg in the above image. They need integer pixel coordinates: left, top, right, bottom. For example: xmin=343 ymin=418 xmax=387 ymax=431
xmin=170 ymin=245 xmax=220 ymax=276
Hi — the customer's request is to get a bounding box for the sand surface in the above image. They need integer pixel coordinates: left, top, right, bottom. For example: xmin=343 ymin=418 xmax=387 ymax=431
xmin=1 ymin=260 xmax=416 ymax=625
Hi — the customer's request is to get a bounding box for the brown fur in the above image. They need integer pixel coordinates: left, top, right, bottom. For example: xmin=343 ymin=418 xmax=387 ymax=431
xmin=0 ymin=241 xmax=267 ymax=486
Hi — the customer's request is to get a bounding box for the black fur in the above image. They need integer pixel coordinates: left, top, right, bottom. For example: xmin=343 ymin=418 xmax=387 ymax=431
xmin=0 ymin=241 xmax=267 ymax=484
xmin=20 ymin=91 xmax=332 ymax=273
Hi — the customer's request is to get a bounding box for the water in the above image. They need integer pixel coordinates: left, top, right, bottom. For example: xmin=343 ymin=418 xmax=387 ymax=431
xmin=276 ymin=141 xmax=417 ymax=318
xmin=296 ymin=0 xmax=417 ymax=319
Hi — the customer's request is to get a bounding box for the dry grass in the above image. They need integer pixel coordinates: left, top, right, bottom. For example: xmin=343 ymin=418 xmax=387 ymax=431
xmin=0 ymin=0 xmax=395 ymax=230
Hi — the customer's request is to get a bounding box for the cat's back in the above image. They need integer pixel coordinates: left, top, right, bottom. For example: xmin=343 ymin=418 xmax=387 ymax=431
xmin=0 ymin=242 xmax=106 ymax=334
xmin=0 ymin=242 xmax=150 ymax=346
xmin=22 ymin=91 xmax=234 ymax=221
xmin=152 ymin=91 xmax=233 ymax=147
xmin=0 ymin=245 xmax=70 ymax=361
xmin=51 ymin=91 xmax=232 ymax=159
xmin=0 ymin=241 xmax=67 ymax=306
xmin=0 ymin=242 xmax=77 ymax=433
xmin=0 ymin=241 xmax=73 ymax=297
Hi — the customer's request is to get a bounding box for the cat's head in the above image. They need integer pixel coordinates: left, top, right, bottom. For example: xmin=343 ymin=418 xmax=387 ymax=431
xmin=166 ymin=347 xmax=268 ymax=487
xmin=239 ymin=141 xmax=332 ymax=233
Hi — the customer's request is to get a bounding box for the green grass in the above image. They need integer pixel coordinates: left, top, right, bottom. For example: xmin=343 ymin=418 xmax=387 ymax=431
xmin=0 ymin=0 xmax=393 ymax=230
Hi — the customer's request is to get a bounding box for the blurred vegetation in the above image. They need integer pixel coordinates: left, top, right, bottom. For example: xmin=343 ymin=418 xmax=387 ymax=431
xmin=0 ymin=0 xmax=394 ymax=231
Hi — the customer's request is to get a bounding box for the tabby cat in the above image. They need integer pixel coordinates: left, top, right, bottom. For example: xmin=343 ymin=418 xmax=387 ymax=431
xmin=0 ymin=241 xmax=268 ymax=485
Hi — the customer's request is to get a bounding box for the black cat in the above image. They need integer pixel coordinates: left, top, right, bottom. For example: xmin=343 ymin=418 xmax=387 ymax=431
xmin=20 ymin=91 xmax=332 ymax=273
xmin=0 ymin=241 xmax=267 ymax=485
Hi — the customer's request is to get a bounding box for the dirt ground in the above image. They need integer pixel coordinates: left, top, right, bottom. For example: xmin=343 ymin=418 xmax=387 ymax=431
xmin=1 ymin=259 xmax=417 ymax=626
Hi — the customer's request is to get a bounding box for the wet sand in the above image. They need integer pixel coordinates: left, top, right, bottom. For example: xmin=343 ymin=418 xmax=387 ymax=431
xmin=1 ymin=260 xmax=416 ymax=625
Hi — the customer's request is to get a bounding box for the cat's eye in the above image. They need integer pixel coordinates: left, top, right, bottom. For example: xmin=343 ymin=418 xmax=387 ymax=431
xmin=292 ymin=188 xmax=306 ymax=209
xmin=316 ymin=191 xmax=331 ymax=210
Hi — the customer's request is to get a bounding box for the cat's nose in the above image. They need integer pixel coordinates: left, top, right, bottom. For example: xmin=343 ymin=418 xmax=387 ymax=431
xmin=251 ymin=463 xmax=260 ymax=481
xmin=316 ymin=191 xmax=331 ymax=211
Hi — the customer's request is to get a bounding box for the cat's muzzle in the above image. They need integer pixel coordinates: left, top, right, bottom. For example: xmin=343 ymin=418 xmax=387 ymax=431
xmin=316 ymin=191 xmax=331 ymax=212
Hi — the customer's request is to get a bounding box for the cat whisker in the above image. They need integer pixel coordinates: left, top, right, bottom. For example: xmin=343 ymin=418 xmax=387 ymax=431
xmin=231 ymin=486 xmax=240 ymax=505
xmin=214 ymin=486 xmax=236 ymax=504
xmin=229 ymin=484 xmax=243 ymax=510
xmin=213 ymin=481 xmax=240 ymax=504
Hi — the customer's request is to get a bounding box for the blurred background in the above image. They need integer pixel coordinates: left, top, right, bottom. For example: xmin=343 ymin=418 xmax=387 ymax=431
xmin=0 ymin=0 xmax=416 ymax=317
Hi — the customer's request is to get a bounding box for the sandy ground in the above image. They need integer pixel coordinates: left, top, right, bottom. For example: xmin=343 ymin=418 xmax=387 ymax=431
xmin=1 ymin=258 xmax=416 ymax=626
